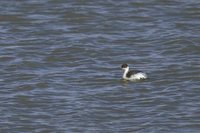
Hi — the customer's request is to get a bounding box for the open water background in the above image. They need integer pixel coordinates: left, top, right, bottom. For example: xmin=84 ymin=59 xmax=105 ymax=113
xmin=0 ymin=0 xmax=200 ymax=132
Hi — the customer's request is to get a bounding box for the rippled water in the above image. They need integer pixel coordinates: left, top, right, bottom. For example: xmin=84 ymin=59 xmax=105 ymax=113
xmin=0 ymin=0 xmax=200 ymax=132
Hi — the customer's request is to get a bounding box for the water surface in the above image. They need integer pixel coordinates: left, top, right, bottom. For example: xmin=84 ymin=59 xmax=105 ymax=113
xmin=0 ymin=0 xmax=200 ymax=132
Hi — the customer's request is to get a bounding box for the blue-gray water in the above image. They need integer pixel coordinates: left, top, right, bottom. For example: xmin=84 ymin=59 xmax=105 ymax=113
xmin=0 ymin=0 xmax=200 ymax=132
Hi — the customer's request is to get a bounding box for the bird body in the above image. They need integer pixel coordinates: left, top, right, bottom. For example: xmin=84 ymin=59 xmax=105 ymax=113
xmin=121 ymin=64 xmax=147 ymax=81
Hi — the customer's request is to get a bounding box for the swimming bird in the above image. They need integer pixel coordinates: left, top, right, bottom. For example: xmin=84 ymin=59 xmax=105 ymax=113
xmin=121 ymin=63 xmax=147 ymax=81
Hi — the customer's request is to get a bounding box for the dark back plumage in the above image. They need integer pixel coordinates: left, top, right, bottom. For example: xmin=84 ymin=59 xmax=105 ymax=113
xmin=126 ymin=70 xmax=142 ymax=78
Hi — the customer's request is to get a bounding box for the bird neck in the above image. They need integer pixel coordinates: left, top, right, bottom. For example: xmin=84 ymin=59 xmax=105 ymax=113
xmin=123 ymin=67 xmax=129 ymax=78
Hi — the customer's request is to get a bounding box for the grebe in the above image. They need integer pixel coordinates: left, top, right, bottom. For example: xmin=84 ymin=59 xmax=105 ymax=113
xmin=121 ymin=63 xmax=147 ymax=81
